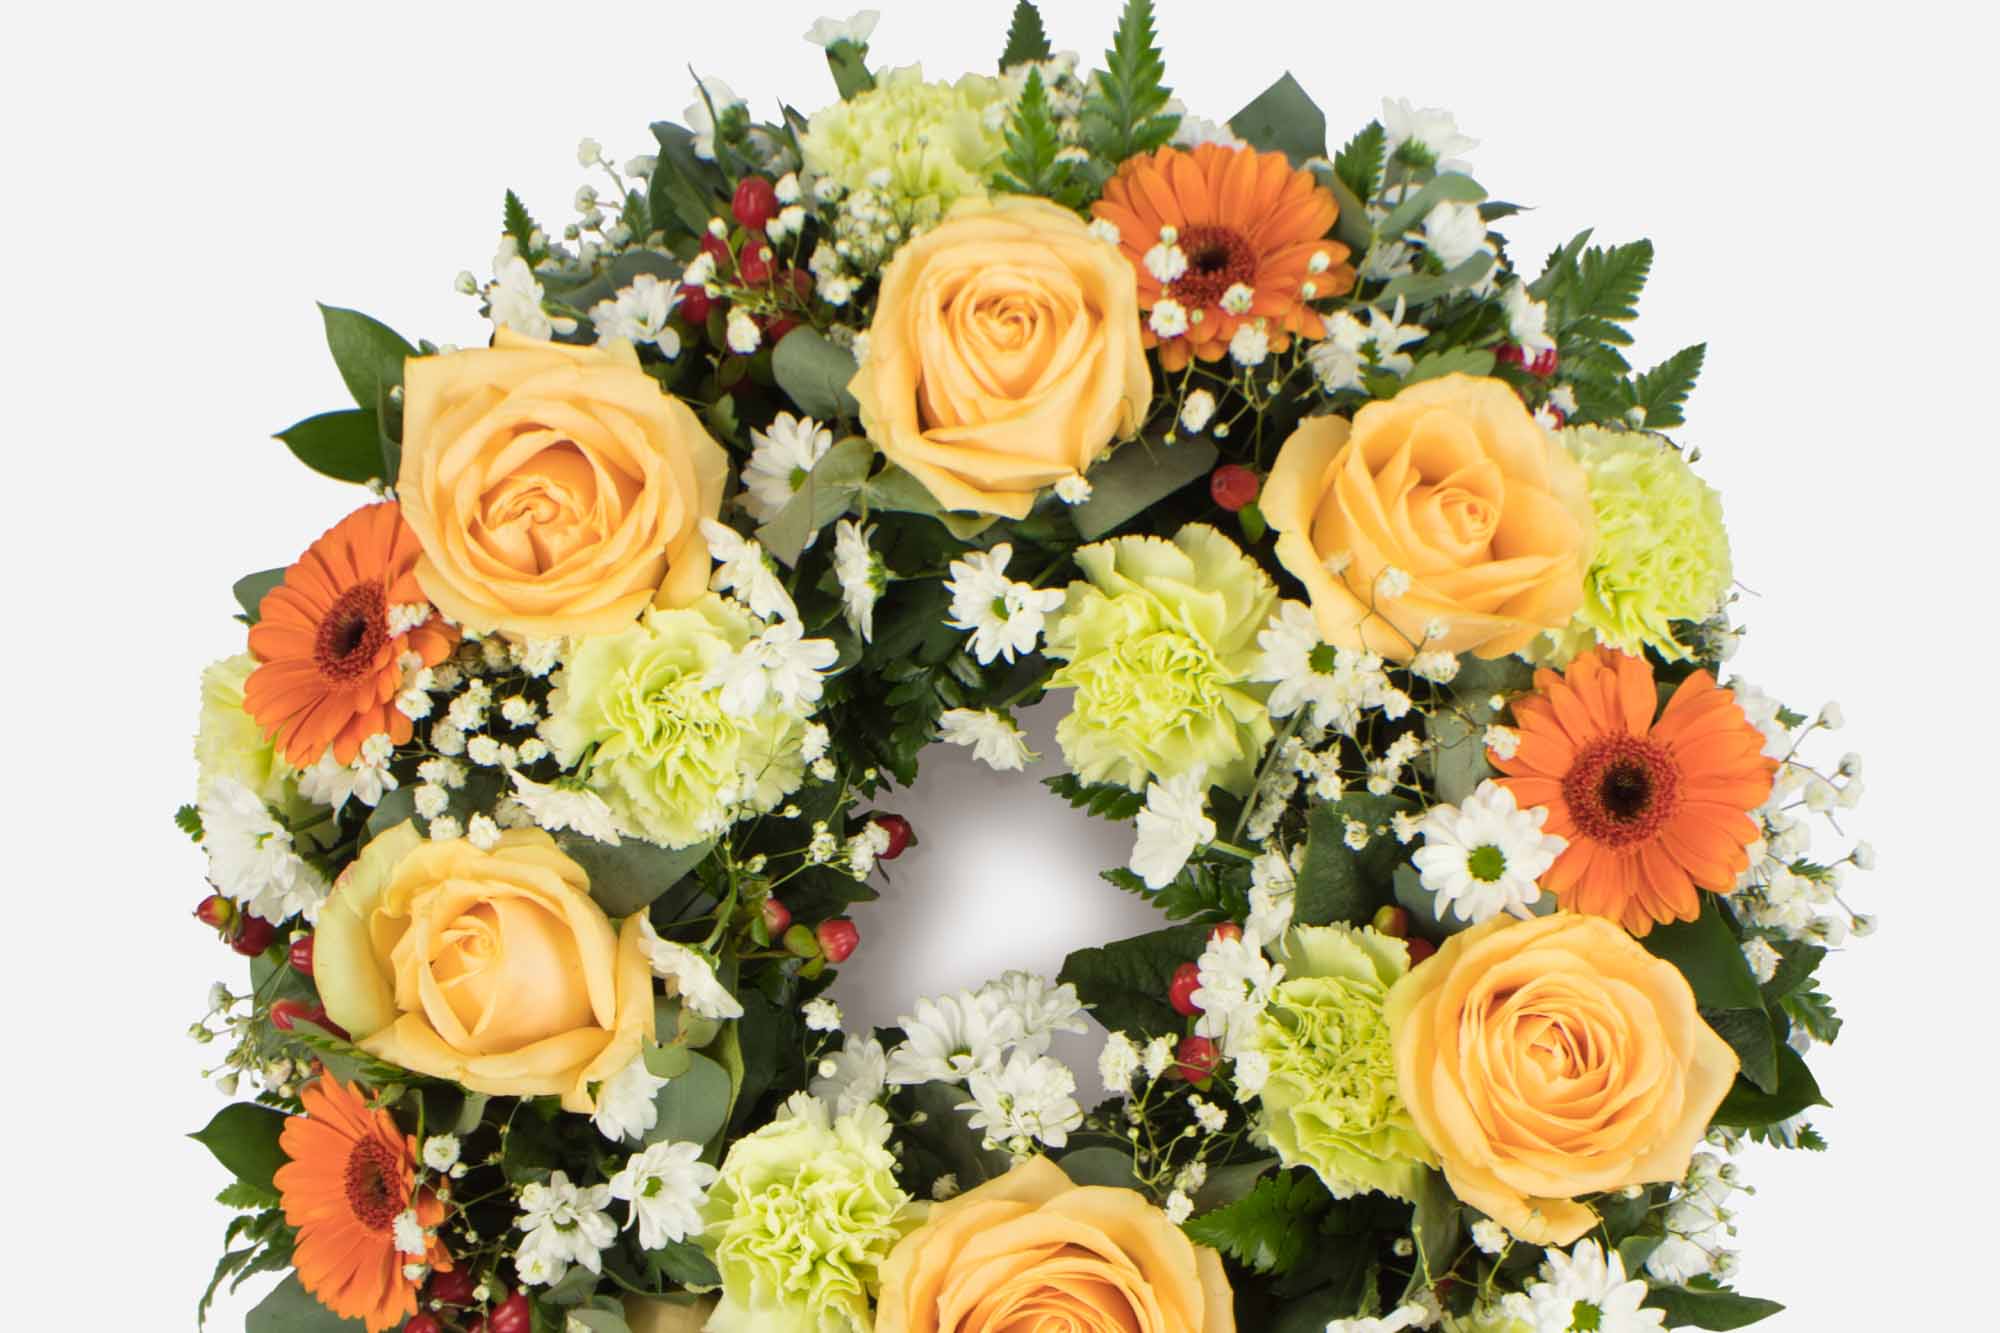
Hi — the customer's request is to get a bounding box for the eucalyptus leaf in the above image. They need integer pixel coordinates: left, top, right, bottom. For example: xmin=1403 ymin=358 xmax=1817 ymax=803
xmin=190 ymin=1103 xmax=288 ymax=1194
xmin=1070 ymin=436 xmax=1220 ymax=541
xmin=364 ymin=790 xmax=417 ymax=842
xmin=650 ymin=1051 xmax=734 ymax=1147
xmin=318 ymin=304 xmax=415 ymax=414
xmin=276 ymin=408 xmax=385 ymax=484
xmin=246 ymin=1275 xmax=366 ymax=1332
xmin=1308 ymin=163 xmax=1373 ymax=260
xmin=232 ymin=567 xmax=286 ymax=623
xmin=1426 ymin=711 xmax=1489 ymax=806
xmin=1056 ymin=1146 xmax=1143 ymax=1190
xmin=556 ymin=832 xmax=716 ymax=918
xmin=771 ymin=327 xmax=861 ymax=420
xmin=757 ymin=434 xmax=872 ymax=566
xmin=1227 ymin=72 xmax=1325 ymax=166
xmin=1378 ymin=252 xmax=1496 ymax=308
xmin=1377 ymin=172 xmax=1488 ymax=240
xmin=862 ymin=464 xmax=997 ymax=540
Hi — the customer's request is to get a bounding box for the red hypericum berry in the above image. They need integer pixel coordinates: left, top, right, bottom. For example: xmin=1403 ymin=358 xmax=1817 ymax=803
xmin=679 ymin=282 xmax=712 ymax=323
xmin=1209 ymin=463 xmax=1260 ymax=512
xmin=1494 ymin=342 xmax=1528 ymax=369
xmin=1371 ymin=905 xmax=1411 ymax=939
xmin=404 ymin=1317 xmax=441 ymax=1333
xmin=488 ymin=1293 xmax=532 ymax=1333
xmin=230 ymin=915 xmax=277 ymax=957
xmin=1208 ymin=923 xmax=1243 ymax=945
xmin=1406 ymin=936 xmax=1438 ymax=967
xmin=268 ymin=999 xmax=314 ymax=1032
xmin=872 ymin=813 xmax=914 ymax=860
xmin=762 ymin=896 xmax=793 ymax=938
xmin=737 ymin=239 xmax=775 ymax=285
xmin=699 ymin=229 xmax=733 ymax=269
xmin=193 ymin=893 xmax=234 ymax=931
xmin=732 ymin=175 xmax=780 ymax=231
xmin=288 ymin=933 xmax=316 ymax=977
xmin=1171 ymin=1035 xmax=1220 ymax=1083
xmin=1167 ymin=962 xmax=1204 ymax=1017
xmin=428 ymin=1268 xmax=477 ymax=1307
xmin=763 ymin=315 xmax=799 ymax=345
xmin=817 ymin=918 xmax=860 ymax=964
xmin=1529 ymin=347 xmax=1559 ymax=378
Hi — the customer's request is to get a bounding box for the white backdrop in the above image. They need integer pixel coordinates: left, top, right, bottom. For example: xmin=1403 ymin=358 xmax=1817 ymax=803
xmin=3 ymin=0 xmax=1992 ymax=1326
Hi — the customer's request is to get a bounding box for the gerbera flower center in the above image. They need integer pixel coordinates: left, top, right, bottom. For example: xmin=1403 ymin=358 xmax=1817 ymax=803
xmin=343 ymin=1137 xmax=407 ymax=1232
xmin=1169 ymin=225 xmax=1255 ymax=309
xmin=1561 ymin=734 xmax=1683 ymax=847
xmin=314 ymin=583 xmax=390 ymax=682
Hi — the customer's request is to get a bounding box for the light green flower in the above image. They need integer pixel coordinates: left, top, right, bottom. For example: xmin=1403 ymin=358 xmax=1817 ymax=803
xmin=1561 ymin=425 xmax=1732 ymax=661
xmin=700 ymin=1093 xmax=916 ymax=1333
xmin=1045 ymin=523 xmax=1277 ymax=794
xmin=1254 ymin=924 xmax=1437 ymax=1201
xmin=801 ymin=65 xmax=1010 ymax=224
xmin=195 ymin=653 xmax=289 ymax=804
xmin=542 ymin=596 xmax=806 ymax=849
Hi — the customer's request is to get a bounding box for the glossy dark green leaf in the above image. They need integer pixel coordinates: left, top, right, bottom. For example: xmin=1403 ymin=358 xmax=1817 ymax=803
xmin=1058 ymin=923 xmax=1212 ymax=1040
xmin=276 ymin=409 xmax=383 ymax=484
xmin=246 ymin=1275 xmax=366 ymax=1331
xmin=555 ymin=832 xmax=716 ymax=918
xmin=1056 ymin=1146 xmax=1142 ymax=1191
xmin=233 ymin=567 xmax=287 ymax=623
xmin=1227 ymin=72 xmax=1325 ymax=166
xmin=1644 ymin=899 xmax=1763 ymax=1012
xmin=1644 ymin=1283 xmax=1786 ymax=1330
xmin=1712 ymin=1043 xmax=1827 ymax=1128
xmin=318 ymin=304 xmax=415 ymax=414
xmin=189 ymin=1103 xmax=289 ymax=1195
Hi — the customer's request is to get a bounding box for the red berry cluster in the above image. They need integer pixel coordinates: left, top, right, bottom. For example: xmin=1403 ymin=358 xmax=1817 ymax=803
xmin=685 ymin=174 xmax=814 ymax=352
xmin=1495 ymin=342 xmax=1559 ymax=379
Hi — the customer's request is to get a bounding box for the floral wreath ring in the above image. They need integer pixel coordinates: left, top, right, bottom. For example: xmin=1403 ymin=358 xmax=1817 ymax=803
xmin=183 ymin=8 xmax=1869 ymax=1333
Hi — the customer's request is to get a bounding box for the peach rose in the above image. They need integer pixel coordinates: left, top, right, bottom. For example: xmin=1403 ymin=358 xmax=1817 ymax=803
xmin=398 ymin=329 xmax=728 ymax=637
xmin=875 ymin=1156 xmax=1234 ymax=1333
xmin=1262 ymin=374 xmax=1594 ymax=661
xmin=1384 ymin=914 xmax=1739 ymax=1245
xmin=850 ymin=196 xmax=1152 ymax=519
xmin=314 ymin=822 xmax=653 ymax=1112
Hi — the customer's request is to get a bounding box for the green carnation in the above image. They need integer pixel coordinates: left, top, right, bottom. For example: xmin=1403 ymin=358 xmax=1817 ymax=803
xmin=1045 ymin=523 xmax=1277 ymax=794
xmin=700 ymin=1094 xmax=916 ymax=1333
xmin=195 ymin=653 xmax=290 ymax=804
xmin=1562 ymin=425 xmax=1732 ymax=661
xmin=1254 ymin=924 xmax=1437 ymax=1201
xmin=801 ymin=65 xmax=1009 ymax=225
xmin=542 ymin=596 xmax=806 ymax=849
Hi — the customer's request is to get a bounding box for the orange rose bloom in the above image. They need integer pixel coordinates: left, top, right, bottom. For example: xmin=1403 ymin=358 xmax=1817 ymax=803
xmin=275 ymin=1076 xmax=450 ymax=1332
xmin=1262 ymin=375 xmax=1594 ymax=662
xmin=1091 ymin=142 xmax=1353 ymax=371
xmin=398 ymin=330 xmax=728 ymax=637
xmin=244 ymin=501 xmax=458 ymax=768
xmin=1386 ymin=914 xmax=1739 ymax=1246
xmin=875 ymin=1156 xmax=1234 ymax=1333
xmin=1491 ymin=648 xmax=1778 ymax=935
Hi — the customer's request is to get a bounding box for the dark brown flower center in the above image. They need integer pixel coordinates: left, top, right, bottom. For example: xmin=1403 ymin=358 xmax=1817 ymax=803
xmin=1562 ymin=734 xmax=1682 ymax=847
xmin=315 ymin=583 xmax=390 ymax=682
xmin=1168 ymin=225 xmax=1256 ymax=310
xmin=343 ymin=1138 xmax=406 ymax=1231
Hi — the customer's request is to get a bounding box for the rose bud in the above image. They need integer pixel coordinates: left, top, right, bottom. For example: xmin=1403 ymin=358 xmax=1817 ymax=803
xmin=872 ymin=813 xmax=914 ymax=860
xmin=193 ymin=893 xmax=235 ymax=932
xmin=1209 ymin=463 xmax=1260 ymax=512
xmin=1167 ymin=962 xmax=1203 ymax=1017
xmin=229 ymin=914 xmax=277 ymax=957
xmin=1170 ymin=1035 xmax=1220 ymax=1083
xmin=732 ymin=175 xmax=779 ymax=232
xmin=817 ymin=918 xmax=860 ymax=964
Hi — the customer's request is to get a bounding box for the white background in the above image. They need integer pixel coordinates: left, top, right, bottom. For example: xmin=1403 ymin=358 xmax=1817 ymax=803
xmin=3 ymin=0 xmax=1993 ymax=1326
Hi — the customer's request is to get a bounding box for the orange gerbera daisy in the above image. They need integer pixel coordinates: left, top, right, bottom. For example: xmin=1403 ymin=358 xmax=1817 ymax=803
xmin=1490 ymin=648 xmax=1778 ymax=936
xmin=244 ymin=502 xmax=457 ymax=768
xmin=274 ymin=1076 xmax=450 ymax=1333
xmin=1091 ymin=142 xmax=1354 ymax=370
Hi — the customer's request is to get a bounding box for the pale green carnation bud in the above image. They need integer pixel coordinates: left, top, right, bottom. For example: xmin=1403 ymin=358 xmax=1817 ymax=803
xmin=542 ymin=596 xmax=808 ymax=849
xmin=700 ymin=1094 xmax=916 ymax=1333
xmin=1561 ymin=425 xmax=1732 ymax=662
xmin=196 ymin=653 xmax=291 ymax=805
xmin=1254 ymin=924 xmax=1438 ymax=1201
xmin=801 ymin=65 xmax=1010 ymax=226
xmin=1044 ymin=523 xmax=1277 ymax=794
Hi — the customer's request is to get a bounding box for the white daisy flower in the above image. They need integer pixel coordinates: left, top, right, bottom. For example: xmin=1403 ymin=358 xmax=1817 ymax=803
xmin=832 ymin=518 xmax=886 ymax=642
xmin=588 ymin=273 xmax=683 ymax=355
xmin=803 ymin=10 xmax=880 ymax=46
xmin=1522 ymin=1240 xmax=1666 ymax=1333
xmin=1420 ymin=200 xmax=1488 ymax=268
xmin=1380 ymin=97 xmax=1478 ymax=173
xmin=197 ymin=778 xmax=329 ymax=925
xmin=886 ymin=992 xmax=1010 ymax=1085
xmin=740 ymin=412 xmax=834 ymax=524
xmin=637 ymin=920 xmax=745 ymax=1020
xmin=591 ymin=1055 xmax=669 ymax=1144
xmin=705 ymin=617 xmax=839 ymax=717
xmin=1192 ymin=929 xmax=1283 ymax=1058
xmin=945 ymin=544 xmax=1064 ymax=665
xmin=960 ymin=1051 xmax=1085 ymax=1150
xmin=1412 ymin=781 xmax=1566 ymax=924
xmin=514 ymin=1171 xmax=616 ymax=1285
xmin=937 ymin=708 xmax=1038 ymax=771
xmin=685 ymin=77 xmax=744 ymax=160
xmin=977 ymin=972 xmax=1089 ymax=1056
xmin=607 ymin=1140 xmax=718 ymax=1251
xmin=506 ymin=769 xmax=625 ymax=845
xmin=811 ymin=1034 xmax=888 ymax=1115
xmin=487 ymin=248 xmax=575 ymax=339
xmin=701 ymin=518 xmax=798 ymax=623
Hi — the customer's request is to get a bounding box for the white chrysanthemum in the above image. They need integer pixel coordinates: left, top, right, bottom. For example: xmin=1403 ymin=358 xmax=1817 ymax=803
xmin=514 ymin=1171 xmax=617 ymax=1285
xmin=1501 ymin=280 xmax=1556 ymax=358
xmin=740 ymin=412 xmax=834 ymax=524
xmin=1523 ymin=1240 xmax=1665 ymax=1333
xmin=637 ymin=920 xmax=745 ymax=1020
xmin=589 ymin=273 xmax=683 ymax=355
xmin=590 ymin=1055 xmax=669 ymax=1144
xmin=886 ymin=992 xmax=1010 ymax=1085
xmin=1251 ymin=601 xmax=1398 ymax=734
xmin=701 ymin=518 xmax=798 ymax=622
xmin=1380 ymin=97 xmax=1477 ymax=172
xmin=1412 ymin=781 xmax=1566 ymax=923
xmin=1193 ymin=931 xmax=1284 ymax=1057
xmin=960 ymin=1051 xmax=1085 ymax=1150
xmin=1247 ymin=849 xmax=1298 ymax=942
xmin=685 ymin=76 xmax=744 ymax=160
xmin=705 ymin=617 xmax=840 ymax=717
xmin=506 ymin=769 xmax=625 ymax=845
xmin=937 ymin=708 xmax=1038 ymax=771
xmin=607 ymin=1139 xmax=718 ymax=1251
xmin=803 ymin=9 xmax=880 ymax=46
xmin=1420 ymin=200 xmax=1487 ymax=267
xmin=1324 ymin=1306 xmax=1429 ymax=1333
xmin=946 ymin=544 xmax=1065 ymax=665
xmin=1129 ymin=769 xmax=1216 ymax=890
xmin=1169 ymin=111 xmax=1245 ymax=149
xmin=296 ymin=742 xmax=398 ymax=813
xmin=197 ymin=777 xmax=329 ymax=925
xmin=811 ymin=1034 xmax=889 ymax=1115
xmin=832 ymin=518 xmax=886 ymax=641
xmin=978 ymin=972 xmax=1089 ymax=1056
